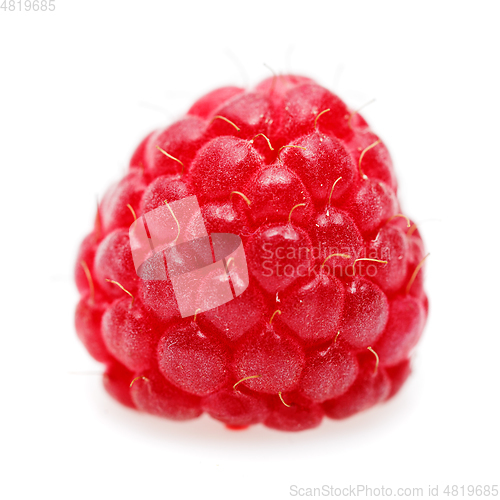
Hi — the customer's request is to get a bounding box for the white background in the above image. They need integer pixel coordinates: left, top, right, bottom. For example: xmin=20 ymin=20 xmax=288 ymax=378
xmin=1 ymin=1 xmax=499 ymax=499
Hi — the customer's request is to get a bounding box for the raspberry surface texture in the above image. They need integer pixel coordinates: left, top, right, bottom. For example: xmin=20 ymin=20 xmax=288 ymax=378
xmin=75 ymin=75 xmax=428 ymax=431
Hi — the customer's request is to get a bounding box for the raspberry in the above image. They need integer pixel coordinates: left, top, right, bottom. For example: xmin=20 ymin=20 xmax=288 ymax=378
xmin=75 ymin=74 xmax=429 ymax=431
xmin=298 ymin=341 xmax=359 ymax=402
xmin=101 ymin=297 xmax=161 ymax=372
xmin=265 ymin=394 xmax=325 ymax=432
xmin=157 ymin=322 xmax=231 ymax=396
xmin=130 ymin=369 xmax=202 ymax=420
xmin=340 ymin=276 xmax=389 ymax=349
xmin=280 ymin=133 xmax=356 ymax=203
xmin=279 ymin=273 xmax=345 ymax=342
xmin=202 ymin=388 xmax=269 ymax=429
xmin=246 ymin=165 xmax=313 ymax=226
xmin=190 ymin=136 xmax=264 ymax=202
xmin=246 ymin=223 xmax=314 ymax=294
xmin=232 ymin=322 xmax=306 ymax=394
xmin=93 ymin=228 xmax=138 ymax=298
xmin=313 ymin=207 xmax=364 ymax=270
xmin=323 ymin=352 xmax=391 ymax=420
xmin=75 ymin=294 xmax=112 ymax=364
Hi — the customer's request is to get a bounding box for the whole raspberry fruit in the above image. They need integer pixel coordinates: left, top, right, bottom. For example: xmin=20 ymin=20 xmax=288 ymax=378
xmin=75 ymin=74 xmax=428 ymax=431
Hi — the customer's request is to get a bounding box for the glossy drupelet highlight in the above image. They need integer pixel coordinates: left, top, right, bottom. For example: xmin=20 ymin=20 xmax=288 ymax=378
xmin=75 ymin=75 xmax=428 ymax=431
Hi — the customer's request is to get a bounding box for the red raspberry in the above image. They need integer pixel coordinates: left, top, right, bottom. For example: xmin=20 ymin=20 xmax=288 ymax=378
xmin=75 ymin=75 xmax=429 ymax=431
